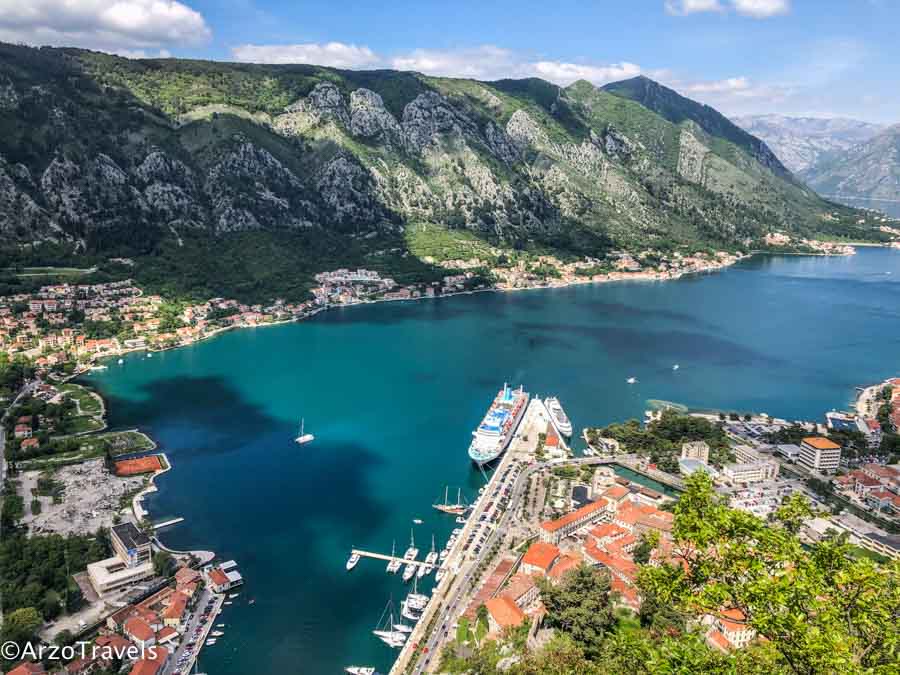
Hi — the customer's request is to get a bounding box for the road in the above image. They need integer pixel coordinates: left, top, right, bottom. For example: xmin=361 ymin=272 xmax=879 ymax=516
xmin=0 ymin=379 xmax=38 ymax=491
xmin=164 ymin=588 xmax=224 ymax=675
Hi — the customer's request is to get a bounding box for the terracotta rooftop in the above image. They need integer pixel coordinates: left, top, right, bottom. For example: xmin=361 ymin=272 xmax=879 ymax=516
xmin=207 ymin=568 xmax=229 ymax=587
xmin=718 ymin=607 xmax=748 ymax=633
xmin=591 ymin=522 xmax=627 ymax=540
xmin=540 ymin=498 xmax=608 ymax=533
xmin=802 ymin=436 xmax=841 ymax=450
xmin=707 ymin=628 xmax=731 ymax=652
xmin=124 ymin=617 xmax=154 ymax=642
xmin=485 ymin=596 xmax=526 ymax=629
xmin=548 ymin=553 xmax=582 ymax=580
xmin=603 ymin=485 xmax=630 ymax=500
xmin=522 ymin=541 xmax=560 ymax=571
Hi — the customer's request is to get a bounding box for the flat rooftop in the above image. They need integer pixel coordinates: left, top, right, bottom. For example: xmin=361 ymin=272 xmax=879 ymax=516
xmin=112 ymin=522 xmax=150 ymax=549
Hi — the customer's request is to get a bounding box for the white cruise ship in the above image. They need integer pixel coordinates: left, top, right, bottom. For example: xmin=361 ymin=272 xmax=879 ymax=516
xmin=545 ymin=396 xmax=573 ymax=437
xmin=467 ymin=384 xmax=529 ymax=466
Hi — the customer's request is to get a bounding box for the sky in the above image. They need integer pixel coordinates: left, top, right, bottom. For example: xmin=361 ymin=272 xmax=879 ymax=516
xmin=0 ymin=0 xmax=897 ymax=123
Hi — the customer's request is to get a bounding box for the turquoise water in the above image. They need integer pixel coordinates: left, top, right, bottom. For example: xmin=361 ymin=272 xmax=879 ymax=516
xmin=82 ymin=248 xmax=900 ymax=674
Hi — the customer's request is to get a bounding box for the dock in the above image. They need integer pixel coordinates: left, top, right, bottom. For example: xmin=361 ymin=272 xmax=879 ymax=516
xmin=152 ymin=517 xmax=184 ymax=530
xmin=351 ymin=548 xmax=435 ymax=570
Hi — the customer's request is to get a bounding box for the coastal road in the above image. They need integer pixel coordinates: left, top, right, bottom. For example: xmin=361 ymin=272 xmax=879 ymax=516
xmin=0 ymin=380 xmax=38 ymax=491
xmin=165 ymin=588 xmax=224 ymax=675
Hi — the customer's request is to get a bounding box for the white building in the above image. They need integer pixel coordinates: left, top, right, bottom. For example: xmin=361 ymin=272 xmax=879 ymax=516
xmin=721 ymin=461 xmax=778 ymax=485
xmin=799 ymin=437 xmax=842 ymax=473
xmin=681 ymin=440 xmax=710 ymax=463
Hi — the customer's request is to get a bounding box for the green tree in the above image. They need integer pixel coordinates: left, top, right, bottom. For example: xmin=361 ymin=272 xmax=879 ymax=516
xmin=539 ymin=564 xmax=616 ymax=658
xmin=632 ymin=531 xmax=659 ymax=565
xmin=0 ymin=606 xmax=43 ymax=645
xmin=639 ymin=472 xmax=900 ymax=674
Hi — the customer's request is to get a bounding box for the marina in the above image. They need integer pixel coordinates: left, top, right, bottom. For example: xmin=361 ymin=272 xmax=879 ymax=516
xmin=80 ymin=247 xmax=900 ymax=675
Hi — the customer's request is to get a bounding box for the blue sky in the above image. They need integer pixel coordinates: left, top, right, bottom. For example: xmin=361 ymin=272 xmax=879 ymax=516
xmin=2 ymin=0 xmax=898 ymax=122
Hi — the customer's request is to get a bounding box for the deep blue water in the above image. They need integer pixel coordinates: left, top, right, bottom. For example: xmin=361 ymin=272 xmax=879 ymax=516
xmin=82 ymin=247 xmax=900 ymax=674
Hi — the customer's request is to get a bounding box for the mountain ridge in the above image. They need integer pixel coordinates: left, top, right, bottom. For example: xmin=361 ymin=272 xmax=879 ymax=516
xmin=0 ymin=43 xmax=882 ymax=300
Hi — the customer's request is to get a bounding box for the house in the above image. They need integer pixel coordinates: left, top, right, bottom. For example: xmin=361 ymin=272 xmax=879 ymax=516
xmin=501 ymin=573 xmax=540 ymax=610
xmin=128 ymin=646 xmax=168 ymax=675
xmin=706 ymin=608 xmax=756 ymax=651
xmin=7 ymin=663 xmax=45 ymax=675
xmin=205 ymin=565 xmax=243 ymax=593
xmin=20 ymin=437 xmax=39 ymax=450
xmin=14 ymin=424 xmax=32 ymax=438
xmin=162 ymin=593 xmax=187 ymax=628
xmin=123 ymin=617 xmax=156 ymax=649
xmin=521 ymin=542 xmax=560 ymax=576
xmin=539 ymin=498 xmax=610 ymax=544
xmin=484 ymin=596 xmax=526 ymax=633
xmin=174 ymin=566 xmax=202 ymax=586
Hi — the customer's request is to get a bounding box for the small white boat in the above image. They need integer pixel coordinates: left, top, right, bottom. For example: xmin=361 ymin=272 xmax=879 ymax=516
xmin=345 ymin=668 xmax=375 ymax=675
xmin=402 ymin=563 xmax=416 ymax=582
xmin=117 ymin=359 xmax=124 ymax=365
xmin=400 ymin=600 xmax=421 ymax=622
xmin=626 ymin=377 xmax=637 ymax=384
xmin=435 ymin=568 xmax=446 ymax=582
xmin=455 ymin=516 xmax=466 ymax=524
xmin=89 ymin=365 xmax=108 ymax=371
xmin=393 ymin=621 xmax=413 ymax=633
xmin=228 ymin=593 xmax=240 ymax=598
xmin=216 ymin=623 xmax=225 ymax=628
xmin=223 ymin=601 xmax=232 ymax=606
xmin=412 ymin=518 xmax=423 ymax=525
xmin=205 ymin=639 xmax=216 ymax=646
xmin=295 ymin=418 xmax=315 ymax=445
xmin=346 ymin=552 xmax=361 ymax=571
xmin=211 ymin=631 xmax=224 ymax=637
xmin=439 ymin=549 xmax=449 ymax=560
xmin=147 ymin=353 xmax=152 ymax=358
xmin=673 ymin=364 xmax=680 ymax=370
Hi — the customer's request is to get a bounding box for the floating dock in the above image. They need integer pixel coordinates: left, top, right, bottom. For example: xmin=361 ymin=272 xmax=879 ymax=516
xmin=350 ymin=548 xmax=435 ymax=570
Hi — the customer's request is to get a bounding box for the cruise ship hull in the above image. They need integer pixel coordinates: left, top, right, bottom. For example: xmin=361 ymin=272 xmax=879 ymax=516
xmin=467 ymin=385 xmax=529 ymax=466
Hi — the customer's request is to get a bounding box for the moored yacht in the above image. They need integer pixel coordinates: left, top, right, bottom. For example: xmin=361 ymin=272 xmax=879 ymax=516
xmin=346 ymin=552 xmax=360 ymax=571
xmin=545 ymin=396 xmax=573 ymax=437
xmin=345 ymin=668 xmax=375 ymax=675
xmin=386 ymin=541 xmax=401 ymax=574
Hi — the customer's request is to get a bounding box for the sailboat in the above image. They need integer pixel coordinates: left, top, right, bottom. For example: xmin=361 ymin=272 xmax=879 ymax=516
xmin=400 ymin=599 xmax=421 ymax=622
xmin=345 ymin=669 xmax=376 ymax=675
xmin=435 ymin=567 xmax=446 ymax=583
xmin=419 ymin=535 xmax=438 ymax=578
xmin=372 ymin=598 xmax=407 ymax=648
xmin=402 ymin=529 xmax=419 ymax=582
xmin=405 ymin=577 xmax=429 ymax=611
xmin=295 ymin=418 xmax=315 ymax=445
xmin=386 ymin=540 xmax=402 ymax=574
xmin=432 ymin=486 xmax=467 ymax=515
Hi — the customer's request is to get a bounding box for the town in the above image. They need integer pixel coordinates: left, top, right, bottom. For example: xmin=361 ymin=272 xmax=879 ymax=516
xmin=343 ymin=380 xmax=899 ymax=675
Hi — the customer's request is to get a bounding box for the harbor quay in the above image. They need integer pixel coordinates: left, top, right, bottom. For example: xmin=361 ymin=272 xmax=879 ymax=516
xmin=388 ymin=397 xmax=549 ymax=674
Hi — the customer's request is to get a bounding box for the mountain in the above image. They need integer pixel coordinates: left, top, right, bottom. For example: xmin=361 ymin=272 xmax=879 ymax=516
xmin=733 ymin=114 xmax=884 ymax=174
xmin=800 ymin=124 xmax=900 ymax=203
xmin=0 ymin=44 xmax=877 ymax=300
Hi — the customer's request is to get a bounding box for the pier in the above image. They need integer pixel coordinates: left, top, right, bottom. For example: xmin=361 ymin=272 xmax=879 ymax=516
xmin=152 ymin=517 xmax=184 ymax=530
xmin=350 ymin=548 xmax=435 ymax=570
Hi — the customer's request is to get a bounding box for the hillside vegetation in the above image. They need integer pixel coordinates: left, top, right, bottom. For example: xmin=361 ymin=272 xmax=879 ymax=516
xmin=0 ymin=43 xmax=882 ymax=300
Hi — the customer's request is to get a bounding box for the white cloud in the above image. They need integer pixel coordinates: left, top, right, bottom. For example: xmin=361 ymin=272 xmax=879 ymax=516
xmin=230 ymin=42 xmax=644 ymax=87
xmin=665 ymin=0 xmax=723 ymax=16
xmin=231 ymin=42 xmax=381 ymax=68
xmin=731 ymin=0 xmax=790 ymax=17
xmin=0 ymin=0 xmax=211 ymax=52
xmin=665 ymin=0 xmax=789 ymax=17
xmin=531 ymin=60 xmax=642 ymax=85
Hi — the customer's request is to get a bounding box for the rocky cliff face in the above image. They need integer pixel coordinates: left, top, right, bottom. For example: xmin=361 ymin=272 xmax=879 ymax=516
xmin=733 ymin=114 xmax=884 ymax=174
xmin=800 ymin=124 xmax=900 ymax=202
xmin=0 ymin=43 xmax=872 ymax=258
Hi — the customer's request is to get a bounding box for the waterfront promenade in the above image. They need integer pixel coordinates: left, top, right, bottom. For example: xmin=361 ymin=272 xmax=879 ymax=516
xmin=389 ymin=398 xmax=550 ymax=674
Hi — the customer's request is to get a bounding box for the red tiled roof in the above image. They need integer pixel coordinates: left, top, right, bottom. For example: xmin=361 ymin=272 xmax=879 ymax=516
xmin=522 ymin=542 xmax=560 ymax=571
xmin=156 ymin=626 xmax=178 ymax=642
xmin=718 ymin=607 xmax=748 ymax=633
xmin=707 ymin=628 xmax=731 ymax=652
xmin=162 ymin=594 xmax=187 ymax=620
xmin=591 ymin=522 xmax=627 ymax=540
xmin=124 ymin=617 xmax=154 ymax=642
xmin=485 ymin=596 xmax=526 ymax=629
xmin=207 ymin=568 xmax=229 ymax=587
xmin=602 ymin=485 xmax=629 ymax=501
xmin=540 ymin=499 xmax=608 ymax=533
xmin=7 ymin=663 xmax=45 ymax=675
xmin=96 ymin=635 xmax=132 ymax=652
xmin=128 ymin=646 xmax=168 ymax=675
xmin=501 ymin=572 xmax=537 ymax=603
xmin=174 ymin=566 xmax=201 ymax=585
xmin=548 ymin=553 xmax=581 ymax=580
